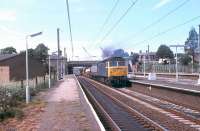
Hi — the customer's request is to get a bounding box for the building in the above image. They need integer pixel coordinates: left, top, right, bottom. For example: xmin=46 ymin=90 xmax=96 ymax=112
xmin=48 ymin=53 xmax=66 ymax=79
xmin=185 ymin=27 xmax=199 ymax=53
xmin=185 ymin=26 xmax=200 ymax=62
xmin=138 ymin=51 xmax=158 ymax=62
xmin=0 ymin=53 xmax=46 ymax=83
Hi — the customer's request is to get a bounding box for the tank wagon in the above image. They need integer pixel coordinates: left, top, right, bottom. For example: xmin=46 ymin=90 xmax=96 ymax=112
xmin=89 ymin=57 xmax=130 ymax=87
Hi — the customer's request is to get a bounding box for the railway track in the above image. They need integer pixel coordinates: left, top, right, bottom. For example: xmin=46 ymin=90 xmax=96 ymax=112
xmin=118 ymin=88 xmax=200 ymax=128
xmin=78 ymin=76 xmax=166 ymax=131
xmin=79 ymin=76 xmax=200 ymax=130
xmin=130 ymin=80 xmax=200 ymax=111
xmin=119 ymin=88 xmax=200 ymax=121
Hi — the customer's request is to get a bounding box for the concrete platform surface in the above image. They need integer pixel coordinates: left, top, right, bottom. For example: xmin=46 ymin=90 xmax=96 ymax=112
xmin=38 ymin=75 xmax=104 ymax=131
xmin=131 ymin=77 xmax=200 ymax=92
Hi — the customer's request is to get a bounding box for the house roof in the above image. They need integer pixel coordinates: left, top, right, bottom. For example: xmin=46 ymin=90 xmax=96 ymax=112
xmin=139 ymin=52 xmax=156 ymax=55
xmin=0 ymin=54 xmax=18 ymax=62
xmin=48 ymin=54 xmax=66 ymax=60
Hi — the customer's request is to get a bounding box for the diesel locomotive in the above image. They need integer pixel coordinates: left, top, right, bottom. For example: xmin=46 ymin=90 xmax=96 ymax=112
xmin=88 ymin=57 xmax=130 ymax=87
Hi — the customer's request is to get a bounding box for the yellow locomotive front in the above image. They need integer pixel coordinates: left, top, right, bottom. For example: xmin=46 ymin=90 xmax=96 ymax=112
xmin=108 ymin=66 xmax=128 ymax=77
xmin=106 ymin=59 xmax=128 ymax=77
xmin=94 ymin=57 xmax=130 ymax=87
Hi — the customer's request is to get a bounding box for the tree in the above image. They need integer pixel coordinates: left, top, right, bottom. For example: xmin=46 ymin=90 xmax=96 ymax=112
xmin=20 ymin=43 xmax=49 ymax=62
xmin=1 ymin=47 xmax=17 ymax=54
xmin=179 ymin=54 xmax=192 ymax=65
xmin=20 ymin=48 xmax=36 ymax=57
xmin=34 ymin=43 xmax=49 ymax=63
xmin=156 ymin=45 xmax=174 ymax=59
xmin=19 ymin=44 xmax=49 ymax=74
xmin=28 ymin=49 xmax=35 ymax=57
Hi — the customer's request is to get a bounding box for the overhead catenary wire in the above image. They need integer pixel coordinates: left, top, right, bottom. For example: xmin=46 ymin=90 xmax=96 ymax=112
xmin=82 ymin=46 xmax=92 ymax=57
xmin=95 ymin=0 xmax=139 ymax=47
xmin=65 ymin=0 xmax=74 ymax=60
xmin=97 ymin=0 xmax=120 ymax=38
xmin=89 ymin=0 xmax=120 ymax=48
xmin=132 ymin=15 xmax=200 ymax=46
xmin=118 ymin=0 xmax=191 ymax=44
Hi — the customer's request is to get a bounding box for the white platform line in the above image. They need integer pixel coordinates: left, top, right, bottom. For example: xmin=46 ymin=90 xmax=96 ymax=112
xmin=74 ymin=75 xmax=105 ymax=131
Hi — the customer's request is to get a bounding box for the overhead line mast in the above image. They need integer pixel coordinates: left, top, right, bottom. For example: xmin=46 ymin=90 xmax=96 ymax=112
xmin=66 ymin=0 xmax=74 ymax=60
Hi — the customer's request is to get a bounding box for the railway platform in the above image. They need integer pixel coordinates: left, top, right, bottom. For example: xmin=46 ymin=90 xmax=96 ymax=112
xmin=38 ymin=75 xmax=104 ymax=131
xmin=132 ymin=75 xmax=200 ymax=93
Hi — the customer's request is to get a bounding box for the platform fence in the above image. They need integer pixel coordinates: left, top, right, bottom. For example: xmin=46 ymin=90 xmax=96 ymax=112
xmin=137 ymin=63 xmax=200 ymax=74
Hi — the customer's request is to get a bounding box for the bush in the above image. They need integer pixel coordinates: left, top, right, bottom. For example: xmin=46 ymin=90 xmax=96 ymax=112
xmin=0 ymin=109 xmax=16 ymax=121
xmin=0 ymin=108 xmax=24 ymax=121
xmin=179 ymin=54 xmax=192 ymax=65
xmin=0 ymin=78 xmax=53 ymax=121
xmin=0 ymin=112 xmax=5 ymax=121
xmin=0 ymin=88 xmax=13 ymax=112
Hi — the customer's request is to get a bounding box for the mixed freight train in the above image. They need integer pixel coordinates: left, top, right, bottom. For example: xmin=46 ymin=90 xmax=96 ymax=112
xmin=85 ymin=57 xmax=131 ymax=87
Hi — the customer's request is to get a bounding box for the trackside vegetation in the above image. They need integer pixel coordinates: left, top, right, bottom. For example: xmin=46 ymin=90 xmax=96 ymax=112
xmin=0 ymin=77 xmax=56 ymax=121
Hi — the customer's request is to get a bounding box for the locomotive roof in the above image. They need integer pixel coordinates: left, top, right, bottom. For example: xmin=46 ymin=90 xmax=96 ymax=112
xmin=100 ymin=57 xmax=125 ymax=63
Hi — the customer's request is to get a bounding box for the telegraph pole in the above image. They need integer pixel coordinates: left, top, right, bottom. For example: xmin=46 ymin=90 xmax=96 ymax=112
xmin=57 ymin=28 xmax=60 ymax=80
xmin=66 ymin=0 xmax=74 ymax=60
xmin=64 ymin=47 xmax=66 ymax=76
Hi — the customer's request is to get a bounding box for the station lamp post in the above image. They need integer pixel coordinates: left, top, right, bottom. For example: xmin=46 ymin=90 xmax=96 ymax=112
xmin=25 ymin=32 xmax=42 ymax=104
xmin=49 ymin=55 xmax=51 ymax=89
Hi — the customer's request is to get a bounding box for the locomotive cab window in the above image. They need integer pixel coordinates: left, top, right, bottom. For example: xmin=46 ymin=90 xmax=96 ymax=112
xmin=118 ymin=61 xmax=125 ymax=66
xmin=110 ymin=61 xmax=117 ymax=66
xmin=106 ymin=62 xmax=109 ymax=68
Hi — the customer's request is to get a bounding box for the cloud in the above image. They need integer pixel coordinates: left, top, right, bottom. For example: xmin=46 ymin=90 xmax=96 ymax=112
xmin=0 ymin=26 xmax=25 ymax=52
xmin=153 ymin=0 xmax=173 ymax=10
xmin=0 ymin=26 xmax=23 ymax=37
xmin=0 ymin=10 xmax=17 ymax=21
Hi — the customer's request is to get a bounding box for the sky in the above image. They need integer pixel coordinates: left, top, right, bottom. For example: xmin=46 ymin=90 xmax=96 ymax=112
xmin=0 ymin=0 xmax=200 ymax=60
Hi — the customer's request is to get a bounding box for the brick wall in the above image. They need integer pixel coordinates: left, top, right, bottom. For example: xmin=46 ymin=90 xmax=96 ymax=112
xmin=0 ymin=66 xmax=10 ymax=83
xmin=0 ymin=53 xmax=46 ymax=81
